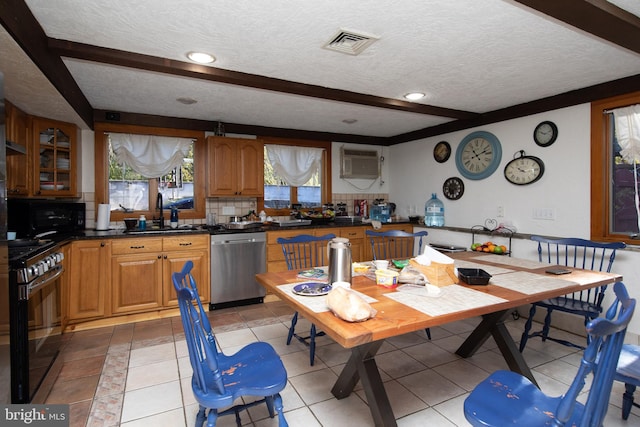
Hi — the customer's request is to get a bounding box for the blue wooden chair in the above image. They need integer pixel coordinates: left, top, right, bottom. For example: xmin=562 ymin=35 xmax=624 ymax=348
xmin=615 ymin=344 xmax=640 ymax=419
xmin=519 ymin=235 xmax=626 ymax=351
xmin=464 ymin=281 xmax=635 ymax=427
xmin=173 ymin=261 xmax=289 ymax=427
xmin=365 ymin=229 xmax=429 ymax=261
xmin=277 ymin=233 xmax=335 ymax=366
xmin=365 ymin=229 xmax=432 ymax=339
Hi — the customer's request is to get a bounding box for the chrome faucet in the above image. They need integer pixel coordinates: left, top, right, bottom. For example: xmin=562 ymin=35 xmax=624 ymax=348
xmin=156 ymin=193 xmax=164 ymax=228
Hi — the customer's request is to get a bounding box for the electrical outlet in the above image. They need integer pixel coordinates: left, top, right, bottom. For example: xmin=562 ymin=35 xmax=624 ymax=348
xmin=222 ymin=206 xmax=236 ymax=215
xmin=497 ymin=206 xmax=504 ymax=217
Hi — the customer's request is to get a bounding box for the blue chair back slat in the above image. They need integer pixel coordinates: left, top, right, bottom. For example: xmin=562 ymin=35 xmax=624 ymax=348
xmin=531 ymin=235 xmax=626 ymax=306
xmin=173 ymin=261 xmax=226 ymax=396
xmin=366 ymin=229 xmax=428 ymax=260
xmin=277 ymin=233 xmax=336 ymax=270
xmin=532 ymin=235 xmax=625 ymax=273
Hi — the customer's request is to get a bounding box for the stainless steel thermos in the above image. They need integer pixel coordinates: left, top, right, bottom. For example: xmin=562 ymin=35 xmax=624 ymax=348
xmin=327 ymin=237 xmax=352 ymax=284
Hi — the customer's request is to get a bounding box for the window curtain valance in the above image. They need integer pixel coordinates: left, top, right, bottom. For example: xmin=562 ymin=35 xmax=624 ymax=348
xmin=613 ymin=104 xmax=640 ymax=232
xmin=266 ymin=145 xmax=324 ymax=186
xmin=109 ymin=133 xmax=193 ymax=178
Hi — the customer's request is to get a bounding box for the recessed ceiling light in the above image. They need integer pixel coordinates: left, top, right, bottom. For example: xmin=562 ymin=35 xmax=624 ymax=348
xmin=176 ymin=97 xmax=197 ymax=105
xmin=187 ymin=51 xmax=215 ymax=64
xmin=404 ymin=92 xmax=425 ymax=101
xmin=342 ymin=119 xmax=358 ymax=124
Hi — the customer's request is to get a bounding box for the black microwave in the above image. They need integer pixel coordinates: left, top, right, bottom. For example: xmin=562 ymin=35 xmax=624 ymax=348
xmin=8 ymin=199 xmax=86 ymax=239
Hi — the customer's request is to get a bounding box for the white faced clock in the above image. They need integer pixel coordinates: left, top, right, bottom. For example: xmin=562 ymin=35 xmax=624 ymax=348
xmin=534 ymin=121 xmax=558 ymax=147
xmin=504 ymin=150 xmax=545 ymax=185
xmin=455 ymin=131 xmax=502 ymax=180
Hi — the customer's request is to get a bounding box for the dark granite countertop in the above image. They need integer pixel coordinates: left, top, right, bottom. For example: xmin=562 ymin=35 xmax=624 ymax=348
xmin=71 ymin=219 xmax=419 ymax=241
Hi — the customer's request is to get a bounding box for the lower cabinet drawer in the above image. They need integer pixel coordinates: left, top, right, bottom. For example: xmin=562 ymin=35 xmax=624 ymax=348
xmin=111 ymin=238 xmax=163 ymax=255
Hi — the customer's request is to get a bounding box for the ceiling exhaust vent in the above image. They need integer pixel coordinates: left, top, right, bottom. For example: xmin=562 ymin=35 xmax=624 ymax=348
xmin=323 ymin=29 xmax=379 ymax=55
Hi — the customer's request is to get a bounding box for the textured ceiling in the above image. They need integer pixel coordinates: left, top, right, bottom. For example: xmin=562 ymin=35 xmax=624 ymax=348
xmin=2 ymin=0 xmax=640 ymax=138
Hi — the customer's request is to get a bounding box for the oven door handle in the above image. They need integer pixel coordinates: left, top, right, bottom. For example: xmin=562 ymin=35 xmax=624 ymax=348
xmin=22 ymin=266 xmax=64 ymax=300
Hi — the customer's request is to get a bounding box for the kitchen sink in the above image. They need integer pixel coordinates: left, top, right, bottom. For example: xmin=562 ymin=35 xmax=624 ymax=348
xmin=124 ymin=226 xmax=201 ymax=235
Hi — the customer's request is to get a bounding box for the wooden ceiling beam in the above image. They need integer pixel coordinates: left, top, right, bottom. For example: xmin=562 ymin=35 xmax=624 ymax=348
xmin=389 ymin=73 xmax=640 ymax=144
xmin=0 ymin=0 xmax=94 ymax=127
xmin=93 ymin=109 xmax=384 ymax=145
xmin=513 ymin=0 xmax=640 ymax=55
xmin=49 ymin=38 xmax=478 ymax=121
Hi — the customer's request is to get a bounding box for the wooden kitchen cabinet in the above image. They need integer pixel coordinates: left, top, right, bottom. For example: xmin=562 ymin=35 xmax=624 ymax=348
xmin=111 ymin=234 xmax=210 ymax=315
xmin=111 ymin=238 xmax=164 ymax=315
xmin=162 ymin=235 xmax=210 ymax=307
xmin=30 ymin=117 xmax=78 ymax=197
xmin=67 ymin=240 xmax=111 ymax=322
xmin=207 ymin=136 xmax=264 ymax=197
xmin=5 ymin=101 xmax=30 ymax=196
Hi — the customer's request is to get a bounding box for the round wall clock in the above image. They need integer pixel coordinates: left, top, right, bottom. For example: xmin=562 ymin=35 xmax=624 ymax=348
xmin=443 ymin=177 xmax=464 ymax=200
xmin=433 ymin=141 xmax=451 ymax=163
xmin=455 ymin=131 xmax=502 ymax=180
xmin=533 ymin=121 xmax=558 ymax=147
xmin=504 ymin=150 xmax=545 ymax=185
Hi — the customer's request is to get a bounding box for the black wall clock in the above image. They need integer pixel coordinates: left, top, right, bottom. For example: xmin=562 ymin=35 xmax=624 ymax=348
xmin=455 ymin=131 xmax=502 ymax=180
xmin=504 ymin=150 xmax=545 ymax=185
xmin=433 ymin=141 xmax=451 ymax=163
xmin=443 ymin=177 xmax=464 ymax=200
xmin=533 ymin=121 xmax=558 ymax=147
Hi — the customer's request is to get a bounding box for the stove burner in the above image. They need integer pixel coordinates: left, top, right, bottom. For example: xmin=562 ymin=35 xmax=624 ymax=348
xmin=8 ymin=239 xmax=49 ymax=247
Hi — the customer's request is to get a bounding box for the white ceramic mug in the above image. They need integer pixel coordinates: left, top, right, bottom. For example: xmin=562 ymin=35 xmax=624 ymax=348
xmin=373 ymin=260 xmax=389 ymax=270
xmin=7 ymin=231 xmax=16 ymax=241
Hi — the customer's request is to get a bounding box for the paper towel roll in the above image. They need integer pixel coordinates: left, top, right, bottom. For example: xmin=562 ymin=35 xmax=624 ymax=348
xmin=96 ymin=204 xmax=111 ymax=230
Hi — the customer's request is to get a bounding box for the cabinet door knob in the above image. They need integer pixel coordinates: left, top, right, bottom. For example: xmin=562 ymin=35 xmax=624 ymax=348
xmin=100 ymin=242 xmax=105 ymax=247
xmin=158 ymin=255 xmax=162 ymax=259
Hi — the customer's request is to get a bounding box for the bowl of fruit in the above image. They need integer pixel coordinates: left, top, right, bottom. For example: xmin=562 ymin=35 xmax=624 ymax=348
xmin=300 ymin=210 xmax=335 ymax=224
xmin=470 ymin=241 xmax=508 ymax=255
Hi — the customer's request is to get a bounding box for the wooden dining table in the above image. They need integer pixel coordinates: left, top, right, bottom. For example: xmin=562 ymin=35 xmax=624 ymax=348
xmin=255 ymin=251 xmax=623 ymax=427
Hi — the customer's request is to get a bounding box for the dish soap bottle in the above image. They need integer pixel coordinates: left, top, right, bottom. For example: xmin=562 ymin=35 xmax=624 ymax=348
xmin=424 ymin=193 xmax=445 ymax=227
xmin=138 ymin=214 xmax=147 ymax=231
xmin=170 ymin=207 xmax=179 ymax=229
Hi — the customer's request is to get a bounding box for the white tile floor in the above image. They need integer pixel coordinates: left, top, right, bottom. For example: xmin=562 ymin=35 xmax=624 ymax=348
xmin=105 ymin=312 xmax=640 ymax=427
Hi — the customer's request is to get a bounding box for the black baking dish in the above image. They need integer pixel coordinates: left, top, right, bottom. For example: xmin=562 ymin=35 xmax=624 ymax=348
xmin=457 ymin=268 xmax=492 ymax=285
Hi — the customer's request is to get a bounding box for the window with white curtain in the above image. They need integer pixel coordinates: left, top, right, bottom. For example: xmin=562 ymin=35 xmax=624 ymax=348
xmin=610 ymin=105 xmax=640 ymax=235
xmin=263 ymin=142 xmax=328 ymax=211
xmin=107 ymin=133 xmax=195 ymax=212
xmin=591 ymin=92 xmax=640 ymax=243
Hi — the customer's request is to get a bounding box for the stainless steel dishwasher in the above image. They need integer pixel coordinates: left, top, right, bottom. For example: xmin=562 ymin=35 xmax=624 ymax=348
xmin=209 ymin=231 xmax=266 ymax=310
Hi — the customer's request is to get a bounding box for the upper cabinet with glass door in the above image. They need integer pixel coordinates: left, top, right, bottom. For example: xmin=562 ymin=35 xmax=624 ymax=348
xmin=31 ymin=117 xmax=78 ymax=197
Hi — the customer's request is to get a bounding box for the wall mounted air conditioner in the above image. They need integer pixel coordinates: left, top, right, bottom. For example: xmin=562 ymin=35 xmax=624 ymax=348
xmin=340 ymin=148 xmax=380 ymax=179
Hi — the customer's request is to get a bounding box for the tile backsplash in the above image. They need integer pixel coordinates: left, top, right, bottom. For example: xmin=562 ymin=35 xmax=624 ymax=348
xmin=81 ymin=192 xmax=390 ymax=229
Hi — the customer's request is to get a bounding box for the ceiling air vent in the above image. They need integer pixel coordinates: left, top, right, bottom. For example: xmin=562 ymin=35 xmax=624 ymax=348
xmin=323 ymin=29 xmax=379 ymax=55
